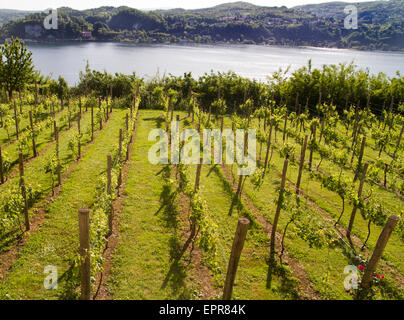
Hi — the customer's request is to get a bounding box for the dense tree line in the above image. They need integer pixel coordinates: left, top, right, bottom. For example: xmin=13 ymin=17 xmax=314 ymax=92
xmin=0 ymin=1 xmax=403 ymax=50
xmin=71 ymin=60 xmax=404 ymax=119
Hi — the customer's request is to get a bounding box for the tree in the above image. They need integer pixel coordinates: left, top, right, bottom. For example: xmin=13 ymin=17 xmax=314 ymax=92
xmin=0 ymin=37 xmax=34 ymax=99
xmin=49 ymin=76 xmax=69 ymax=100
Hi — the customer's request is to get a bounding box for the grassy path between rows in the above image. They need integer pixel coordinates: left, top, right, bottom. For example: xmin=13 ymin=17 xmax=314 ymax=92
xmin=108 ymin=110 xmax=213 ymax=300
xmin=0 ymin=109 xmax=126 ymax=300
xmin=179 ymin=113 xmax=321 ymax=300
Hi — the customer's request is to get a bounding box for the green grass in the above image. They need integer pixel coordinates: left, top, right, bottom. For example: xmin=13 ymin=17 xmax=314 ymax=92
xmin=221 ymin=114 xmax=404 ymax=299
xmin=0 ymin=109 xmax=96 ymax=253
xmin=0 ymin=108 xmax=402 ymax=300
xmin=251 ymin=119 xmax=404 ymax=284
xmin=109 ymin=110 xmax=205 ymax=300
xmin=0 ymin=105 xmax=73 ymax=178
xmin=0 ymin=109 xmax=126 ymax=300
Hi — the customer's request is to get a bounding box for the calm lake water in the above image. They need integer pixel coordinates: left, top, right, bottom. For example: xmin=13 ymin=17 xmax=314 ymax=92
xmin=27 ymin=42 xmax=404 ymax=86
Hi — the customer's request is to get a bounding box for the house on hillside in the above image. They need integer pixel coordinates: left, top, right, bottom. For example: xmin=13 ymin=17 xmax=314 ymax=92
xmin=82 ymin=31 xmax=92 ymax=39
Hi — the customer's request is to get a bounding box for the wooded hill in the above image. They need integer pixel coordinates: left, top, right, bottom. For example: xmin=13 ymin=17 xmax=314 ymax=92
xmin=0 ymin=1 xmax=403 ymax=51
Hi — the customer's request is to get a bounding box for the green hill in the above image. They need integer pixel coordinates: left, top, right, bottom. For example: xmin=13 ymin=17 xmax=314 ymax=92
xmin=0 ymin=1 xmax=403 ymax=50
xmin=0 ymin=9 xmax=36 ymax=26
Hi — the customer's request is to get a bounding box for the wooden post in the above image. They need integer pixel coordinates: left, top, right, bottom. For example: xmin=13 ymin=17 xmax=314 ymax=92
xmin=223 ymin=217 xmax=250 ymax=300
xmin=107 ymin=155 xmax=112 ymax=195
xmin=319 ymin=117 xmax=325 ymax=143
xmin=194 ymin=158 xmax=202 ymax=193
xmin=77 ymin=117 xmax=81 ymax=160
xmin=53 ymin=120 xmax=57 ymax=141
xmin=347 ymin=163 xmax=369 ymax=238
xmin=78 ymin=208 xmax=91 ymax=300
xmin=126 ymin=113 xmax=129 ymax=132
xmin=282 ymin=111 xmax=288 ymax=142
xmin=0 ymin=145 xmax=3 ymax=184
xmin=68 ymin=111 xmax=71 ymax=129
xmin=118 ymin=129 xmax=123 ymax=191
xmin=91 ymin=106 xmax=94 ymax=141
xmin=393 ymin=123 xmax=404 ymax=159
xmin=263 ymin=121 xmax=273 ymax=176
xmin=360 ymin=215 xmax=399 ymax=290
xmin=220 ymin=116 xmax=224 ymax=133
xmin=350 ymin=123 xmax=362 ymax=164
xmin=270 ymin=159 xmax=288 ymax=258
xmin=34 ymin=81 xmax=38 ymax=108
xmin=235 ymin=174 xmax=244 ymax=202
xmin=352 ymin=105 xmax=360 ymax=138
xmin=19 ymin=153 xmax=30 ymax=231
xmin=29 ymin=111 xmax=37 ymax=157
xmin=119 ymin=129 xmax=123 ymax=161
xmin=55 ymin=126 xmax=61 ymax=186
xmin=309 ymin=123 xmax=317 ymax=171
xmin=14 ymin=100 xmax=19 ymax=139
xmin=19 ymin=91 xmax=22 ymax=114
xmin=107 ymin=155 xmax=113 ymax=235
xmin=296 ymin=135 xmax=308 ymax=194
xmin=353 ymin=136 xmax=366 ymax=182
xmin=126 ymin=125 xmax=130 ymax=161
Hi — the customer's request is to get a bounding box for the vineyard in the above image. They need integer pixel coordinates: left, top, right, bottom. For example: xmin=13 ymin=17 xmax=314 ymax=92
xmin=0 ymin=40 xmax=403 ymax=301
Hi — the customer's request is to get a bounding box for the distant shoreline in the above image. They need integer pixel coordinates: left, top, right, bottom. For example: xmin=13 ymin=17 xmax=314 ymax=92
xmin=19 ymin=39 xmax=404 ymax=54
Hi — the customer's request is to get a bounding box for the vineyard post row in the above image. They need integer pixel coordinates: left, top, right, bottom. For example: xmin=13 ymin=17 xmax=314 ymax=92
xmin=168 ymin=104 xmax=256 ymax=300
xmin=0 ymin=96 xmax=84 ymax=186
xmin=189 ymin=100 xmax=404 ymax=298
xmin=223 ymin=218 xmax=250 ymax=300
xmin=76 ymin=100 xmax=139 ymax=300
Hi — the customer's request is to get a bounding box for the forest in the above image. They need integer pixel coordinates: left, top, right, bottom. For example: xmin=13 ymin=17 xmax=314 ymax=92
xmin=0 ymin=1 xmax=403 ymax=50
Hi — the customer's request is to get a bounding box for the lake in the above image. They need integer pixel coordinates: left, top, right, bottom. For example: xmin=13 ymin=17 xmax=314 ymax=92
xmin=26 ymin=42 xmax=404 ymax=86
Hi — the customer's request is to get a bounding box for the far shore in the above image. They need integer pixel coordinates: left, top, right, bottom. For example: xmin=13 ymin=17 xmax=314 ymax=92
xmin=2 ymin=37 xmax=404 ymax=54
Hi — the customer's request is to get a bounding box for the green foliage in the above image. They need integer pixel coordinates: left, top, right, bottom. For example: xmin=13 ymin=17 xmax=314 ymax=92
xmin=80 ymin=97 xmax=139 ymax=287
xmin=3 ymin=1 xmax=404 ymax=50
xmin=0 ymin=182 xmax=40 ymax=230
xmin=0 ymin=37 xmax=34 ymax=98
xmin=49 ymin=76 xmax=69 ymax=100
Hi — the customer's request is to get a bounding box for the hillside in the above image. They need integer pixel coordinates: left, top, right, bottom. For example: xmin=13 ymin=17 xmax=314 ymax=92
xmin=0 ymin=9 xmax=36 ymax=26
xmin=0 ymin=1 xmax=403 ymax=50
xmin=295 ymin=0 xmax=404 ymax=24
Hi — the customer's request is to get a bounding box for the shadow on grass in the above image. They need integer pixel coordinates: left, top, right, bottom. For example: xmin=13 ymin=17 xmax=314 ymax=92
xmin=210 ymin=165 xmax=256 ymax=225
xmin=0 ymin=228 xmax=23 ymax=254
xmin=266 ymin=258 xmax=300 ymax=299
xmin=157 ymin=171 xmax=192 ymax=298
xmin=57 ymin=263 xmax=80 ymax=300
xmin=143 ymin=116 xmax=164 ymax=130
